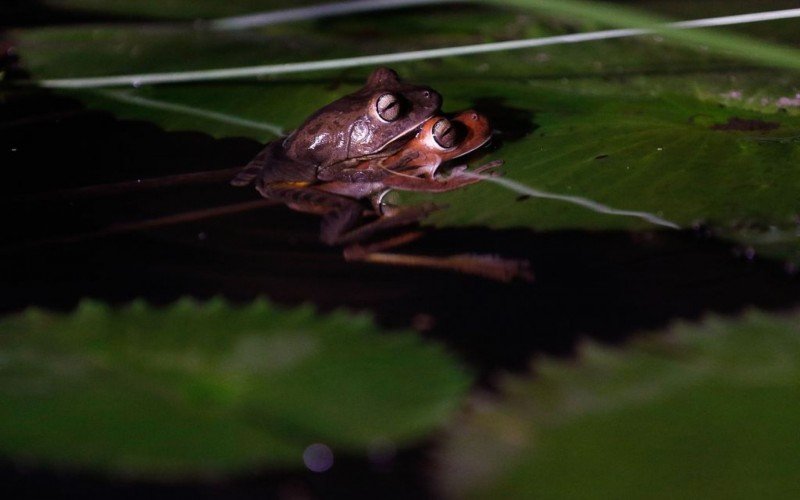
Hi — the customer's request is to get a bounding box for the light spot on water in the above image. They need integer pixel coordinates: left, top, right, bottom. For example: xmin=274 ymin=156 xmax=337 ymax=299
xmin=303 ymin=443 xmax=333 ymax=473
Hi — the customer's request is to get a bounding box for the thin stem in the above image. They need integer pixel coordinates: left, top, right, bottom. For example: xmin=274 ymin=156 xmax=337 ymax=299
xmin=2 ymin=199 xmax=277 ymax=252
xmin=7 ymin=166 xmax=244 ymax=204
xmin=210 ymin=0 xmax=457 ymax=31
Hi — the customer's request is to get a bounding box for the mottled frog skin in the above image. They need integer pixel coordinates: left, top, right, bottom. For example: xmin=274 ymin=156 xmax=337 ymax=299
xmin=317 ymin=110 xmax=499 ymax=202
xmin=284 ymin=67 xmax=441 ymax=167
xmin=231 ymin=67 xmax=441 ymax=188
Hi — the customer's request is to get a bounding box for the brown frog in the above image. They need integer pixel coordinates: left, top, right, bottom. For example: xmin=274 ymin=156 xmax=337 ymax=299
xmin=229 ymin=69 xmax=529 ymax=280
xmin=264 ymin=110 xmax=500 ymax=246
xmin=231 ymin=67 xmax=441 ymax=190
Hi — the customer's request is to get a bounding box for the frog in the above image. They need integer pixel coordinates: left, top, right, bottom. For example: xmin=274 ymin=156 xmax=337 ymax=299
xmin=268 ymin=110 xmax=501 ymax=246
xmin=231 ymin=67 xmax=441 ymax=190
xmin=317 ymin=110 xmax=501 ymax=210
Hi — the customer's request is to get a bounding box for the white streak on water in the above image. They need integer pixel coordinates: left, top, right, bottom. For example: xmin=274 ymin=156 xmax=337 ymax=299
xmin=464 ymin=172 xmax=681 ymax=230
xmin=95 ymin=90 xmax=284 ymax=136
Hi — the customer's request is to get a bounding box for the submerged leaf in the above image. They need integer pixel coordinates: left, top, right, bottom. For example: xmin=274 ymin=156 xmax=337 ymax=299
xmin=0 ymin=298 xmax=471 ymax=478
xmin=435 ymin=309 xmax=800 ymax=499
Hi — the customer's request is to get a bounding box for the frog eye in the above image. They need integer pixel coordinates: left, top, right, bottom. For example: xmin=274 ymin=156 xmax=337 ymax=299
xmin=376 ymin=93 xmax=401 ymax=122
xmin=432 ymin=118 xmax=456 ymax=149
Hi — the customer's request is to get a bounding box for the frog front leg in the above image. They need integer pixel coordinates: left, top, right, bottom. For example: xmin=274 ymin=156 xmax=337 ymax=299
xmin=316 ymin=165 xmax=389 ymax=183
xmin=381 ymin=160 xmax=503 ymax=193
xmin=316 ymin=150 xmax=420 ymax=183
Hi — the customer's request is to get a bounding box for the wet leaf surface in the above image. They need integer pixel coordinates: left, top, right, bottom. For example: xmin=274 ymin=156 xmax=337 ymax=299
xmin=435 ymin=309 xmax=800 ymax=499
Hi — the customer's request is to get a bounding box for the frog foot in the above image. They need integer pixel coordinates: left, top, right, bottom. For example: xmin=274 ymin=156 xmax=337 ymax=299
xmin=447 ymin=159 xmax=503 ymax=179
xmin=345 ymin=248 xmax=534 ymax=283
xmin=472 ymin=159 xmax=504 ymax=176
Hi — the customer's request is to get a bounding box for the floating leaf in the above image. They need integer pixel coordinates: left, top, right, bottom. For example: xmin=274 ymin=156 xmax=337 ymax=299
xmin=10 ymin=1 xmax=800 ymax=259
xmin=0 ymin=298 xmax=470 ymax=478
xmin=407 ymin=82 xmax=800 ymax=238
xmin=436 ymin=310 xmax=800 ymax=499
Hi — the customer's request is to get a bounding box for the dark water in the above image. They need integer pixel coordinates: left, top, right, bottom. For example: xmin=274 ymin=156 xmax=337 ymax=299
xmin=2 ymin=86 xmax=799 ymax=498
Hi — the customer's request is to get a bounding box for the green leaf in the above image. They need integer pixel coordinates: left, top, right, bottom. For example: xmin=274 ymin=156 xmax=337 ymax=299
xmin=404 ymin=81 xmax=800 ymax=247
xmin=435 ymin=309 xmax=800 ymax=499
xmin=0 ymin=298 xmax=470 ymax=478
xmin=11 ymin=2 xmax=800 ymax=259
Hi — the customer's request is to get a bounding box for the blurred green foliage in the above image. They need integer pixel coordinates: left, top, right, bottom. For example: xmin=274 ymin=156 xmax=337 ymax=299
xmin=0 ymin=299 xmax=470 ymax=477
xmin=436 ymin=309 xmax=800 ymax=499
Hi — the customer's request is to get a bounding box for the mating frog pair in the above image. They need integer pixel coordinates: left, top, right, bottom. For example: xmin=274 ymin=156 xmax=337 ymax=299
xmin=231 ymin=67 xmax=500 ymax=246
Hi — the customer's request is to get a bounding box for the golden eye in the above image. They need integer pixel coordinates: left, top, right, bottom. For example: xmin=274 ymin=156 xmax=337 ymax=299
xmin=376 ymin=93 xmax=401 ymax=121
xmin=432 ymin=118 xmax=456 ymax=148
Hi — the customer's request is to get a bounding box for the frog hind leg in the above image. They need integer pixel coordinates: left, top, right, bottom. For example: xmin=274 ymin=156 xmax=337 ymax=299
xmin=259 ymin=183 xmax=530 ymax=282
xmin=256 ymin=183 xmax=381 ymax=245
xmin=232 ymin=139 xmax=317 ymax=188
xmin=329 ymin=203 xmax=441 ymax=245
xmin=343 ymin=231 xmax=534 ymax=283
xmin=230 ymin=142 xmax=275 ymax=187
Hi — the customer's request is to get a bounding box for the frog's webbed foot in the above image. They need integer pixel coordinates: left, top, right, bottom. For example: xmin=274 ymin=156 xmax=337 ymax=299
xmin=344 ymin=241 xmax=534 ymax=283
xmin=447 ymin=159 xmax=504 ymax=178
